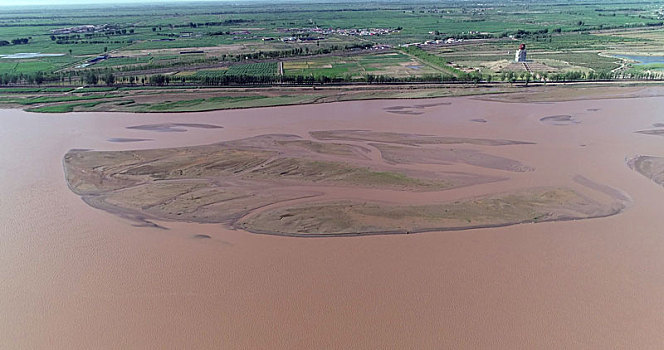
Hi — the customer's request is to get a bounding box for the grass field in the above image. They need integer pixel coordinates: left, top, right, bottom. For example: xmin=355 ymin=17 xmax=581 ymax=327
xmin=284 ymin=52 xmax=442 ymax=79
xmin=0 ymin=87 xmax=73 ymax=93
xmin=0 ymin=93 xmax=118 ymax=105
xmin=0 ymin=61 xmax=56 ymax=74
xmin=25 ymin=100 xmax=110 ymax=113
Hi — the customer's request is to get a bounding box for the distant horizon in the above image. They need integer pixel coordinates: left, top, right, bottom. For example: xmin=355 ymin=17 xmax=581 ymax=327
xmin=0 ymin=0 xmax=485 ymax=7
xmin=0 ymin=0 xmax=267 ymax=7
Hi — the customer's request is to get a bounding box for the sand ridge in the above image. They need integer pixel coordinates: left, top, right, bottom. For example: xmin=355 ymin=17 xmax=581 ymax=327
xmin=628 ymin=155 xmax=664 ymax=186
xmin=540 ymin=115 xmax=580 ymax=125
xmin=310 ymin=129 xmax=534 ymax=146
xmin=126 ymin=123 xmax=223 ymax=132
xmin=238 ymin=187 xmax=624 ymax=236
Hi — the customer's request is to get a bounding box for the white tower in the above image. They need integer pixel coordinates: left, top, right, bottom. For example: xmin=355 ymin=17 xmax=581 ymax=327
xmin=515 ymin=43 xmax=527 ymax=62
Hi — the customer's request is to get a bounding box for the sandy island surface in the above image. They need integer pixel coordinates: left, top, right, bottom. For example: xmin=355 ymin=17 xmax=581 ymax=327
xmin=64 ymin=130 xmax=625 ymax=236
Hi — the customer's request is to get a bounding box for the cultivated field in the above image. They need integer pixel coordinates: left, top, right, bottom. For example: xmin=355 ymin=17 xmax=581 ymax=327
xmin=1 ymin=0 xmax=664 ymax=112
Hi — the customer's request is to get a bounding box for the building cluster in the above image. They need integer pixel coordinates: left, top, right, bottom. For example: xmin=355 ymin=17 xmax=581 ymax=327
xmin=279 ymin=36 xmax=324 ymax=42
xmin=400 ymin=37 xmax=464 ymax=48
xmin=277 ymin=27 xmax=398 ymax=37
xmin=50 ymin=24 xmax=120 ymax=35
xmin=416 ymin=9 xmax=454 ymax=14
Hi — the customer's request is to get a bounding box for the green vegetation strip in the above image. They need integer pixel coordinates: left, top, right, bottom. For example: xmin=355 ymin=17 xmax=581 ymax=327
xmin=0 ymin=87 xmax=74 ymax=93
xmin=26 ymin=100 xmax=110 ymax=113
xmin=12 ymin=94 xmax=118 ymax=105
xmin=73 ymin=87 xmax=118 ymax=93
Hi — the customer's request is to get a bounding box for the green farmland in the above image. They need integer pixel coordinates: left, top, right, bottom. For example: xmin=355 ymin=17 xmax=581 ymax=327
xmin=2 ymin=0 xmax=664 ymax=112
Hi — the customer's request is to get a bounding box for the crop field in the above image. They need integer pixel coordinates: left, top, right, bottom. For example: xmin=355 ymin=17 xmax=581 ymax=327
xmin=192 ymin=62 xmax=277 ymax=78
xmin=226 ymin=62 xmax=277 ymax=76
xmin=0 ymin=61 xmax=55 ymax=74
xmin=597 ymin=28 xmax=664 ymax=55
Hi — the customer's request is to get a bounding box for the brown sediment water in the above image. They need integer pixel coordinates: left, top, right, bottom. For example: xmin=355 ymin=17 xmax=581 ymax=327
xmin=3 ymin=91 xmax=664 ymax=348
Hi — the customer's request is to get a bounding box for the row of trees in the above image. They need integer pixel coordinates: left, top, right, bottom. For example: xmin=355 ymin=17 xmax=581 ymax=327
xmin=432 ymin=20 xmax=664 ymax=43
xmin=11 ymin=38 xmax=30 ymax=45
xmin=0 ymin=38 xmax=30 ymax=46
xmin=4 ymin=68 xmax=664 ymax=87
xmin=54 ymin=40 xmax=128 ymax=45
xmin=81 ymin=72 xmax=116 ymax=85
xmin=110 ymin=68 xmax=664 ymax=87
xmin=50 ymin=29 xmax=134 ymax=42
xmin=0 ymin=71 xmax=49 ymax=85
xmin=496 ymin=70 xmax=659 ymax=83
xmin=74 ymin=43 xmax=373 ymax=76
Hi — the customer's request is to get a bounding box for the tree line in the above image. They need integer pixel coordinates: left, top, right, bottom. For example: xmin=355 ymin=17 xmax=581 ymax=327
xmin=2 ymin=67 xmax=664 ymax=87
xmin=0 ymin=38 xmax=30 ymax=46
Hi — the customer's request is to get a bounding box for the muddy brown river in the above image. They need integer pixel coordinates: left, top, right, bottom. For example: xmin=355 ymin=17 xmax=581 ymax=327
xmin=2 ymin=92 xmax=664 ymax=348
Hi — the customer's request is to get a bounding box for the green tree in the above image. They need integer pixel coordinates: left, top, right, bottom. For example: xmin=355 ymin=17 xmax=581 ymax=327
xmin=85 ymin=72 xmax=98 ymax=85
xmin=102 ymin=72 xmax=115 ymax=86
xmin=34 ymin=72 xmax=44 ymax=85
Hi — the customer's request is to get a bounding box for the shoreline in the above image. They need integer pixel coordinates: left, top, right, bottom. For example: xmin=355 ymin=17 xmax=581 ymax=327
xmin=3 ymin=81 xmax=664 ymax=114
